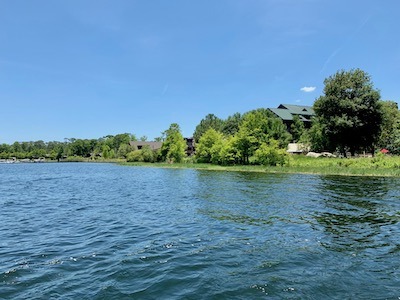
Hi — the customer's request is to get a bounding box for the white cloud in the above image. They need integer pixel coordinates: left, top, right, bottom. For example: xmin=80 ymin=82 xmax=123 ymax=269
xmin=300 ymin=86 xmax=316 ymax=92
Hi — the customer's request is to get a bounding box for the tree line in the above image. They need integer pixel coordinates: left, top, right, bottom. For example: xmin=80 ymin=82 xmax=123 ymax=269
xmin=193 ymin=68 xmax=400 ymax=165
xmin=1 ymin=69 xmax=399 ymax=164
xmin=0 ymin=133 xmax=138 ymax=160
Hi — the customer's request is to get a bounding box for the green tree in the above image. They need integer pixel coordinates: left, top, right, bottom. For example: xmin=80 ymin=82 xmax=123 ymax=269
xmin=21 ymin=142 xmax=33 ymax=153
xmin=195 ymin=128 xmax=224 ymax=163
xmin=0 ymin=144 xmax=11 ymax=159
xmin=314 ymin=69 xmax=383 ymax=156
xmin=117 ymin=144 xmax=132 ymax=158
xmin=102 ymin=144 xmax=111 ymax=159
xmin=69 ymin=139 xmax=94 ymax=157
xmin=193 ymin=114 xmax=224 ymax=142
xmin=221 ymin=112 xmax=242 ymax=136
xmin=54 ymin=145 xmax=64 ymax=161
xmin=31 ymin=148 xmax=46 ymax=159
xmin=141 ymin=145 xmax=155 ymax=162
xmin=127 ymin=146 xmax=155 ymax=162
xmin=234 ymin=125 xmax=257 ymax=164
xmin=111 ymin=133 xmax=131 ymax=151
xmin=254 ymin=139 xmax=290 ymax=166
xmin=218 ymin=136 xmax=240 ymax=165
xmin=33 ymin=140 xmax=46 ymax=150
xmin=308 ymin=117 xmax=329 ymax=152
xmin=290 ymin=115 xmax=305 ymax=142
xmin=161 ymin=123 xmax=187 ymax=163
xmin=12 ymin=142 xmax=22 ymax=153
xmin=378 ymin=100 xmax=400 ymax=153
xmin=234 ymin=109 xmax=291 ymax=164
xmin=126 ymin=150 xmax=143 ymax=162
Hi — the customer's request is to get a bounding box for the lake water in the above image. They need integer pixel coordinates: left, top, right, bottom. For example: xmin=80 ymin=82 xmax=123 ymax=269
xmin=1 ymin=163 xmax=399 ymax=299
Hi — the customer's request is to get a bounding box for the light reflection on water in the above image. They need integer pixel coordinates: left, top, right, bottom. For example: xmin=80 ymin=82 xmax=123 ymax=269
xmin=0 ymin=163 xmax=399 ymax=299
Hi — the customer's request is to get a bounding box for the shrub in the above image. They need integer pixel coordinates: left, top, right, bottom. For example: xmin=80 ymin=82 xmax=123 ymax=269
xmin=126 ymin=150 xmax=144 ymax=162
xmin=254 ymin=139 xmax=290 ymax=166
xmin=141 ymin=146 xmax=154 ymax=162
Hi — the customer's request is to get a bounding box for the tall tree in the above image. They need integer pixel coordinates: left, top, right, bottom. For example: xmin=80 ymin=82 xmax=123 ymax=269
xmin=308 ymin=117 xmax=329 ymax=152
xmin=290 ymin=115 xmax=305 ymax=142
xmin=314 ymin=69 xmax=383 ymax=156
xmin=195 ymin=128 xmax=224 ymax=163
xmin=193 ymin=114 xmax=224 ymax=142
xmin=161 ymin=123 xmax=187 ymax=163
xmin=234 ymin=109 xmax=291 ymax=164
xmin=221 ymin=112 xmax=242 ymax=136
xmin=111 ymin=133 xmax=131 ymax=151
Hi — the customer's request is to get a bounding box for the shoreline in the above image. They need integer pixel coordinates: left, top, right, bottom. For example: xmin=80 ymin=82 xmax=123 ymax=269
xmin=119 ymin=161 xmax=400 ymax=177
xmin=3 ymin=157 xmax=399 ymax=177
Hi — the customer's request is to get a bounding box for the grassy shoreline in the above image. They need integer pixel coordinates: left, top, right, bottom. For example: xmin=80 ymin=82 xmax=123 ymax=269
xmin=120 ymin=156 xmax=400 ymax=177
xmin=22 ymin=155 xmax=400 ymax=177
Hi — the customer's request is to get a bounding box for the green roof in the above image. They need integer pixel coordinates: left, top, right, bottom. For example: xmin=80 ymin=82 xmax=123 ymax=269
xmin=269 ymin=108 xmax=294 ymax=121
xmin=269 ymin=104 xmax=315 ymax=122
xmin=278 ymin=104 xmax=315 ymax=115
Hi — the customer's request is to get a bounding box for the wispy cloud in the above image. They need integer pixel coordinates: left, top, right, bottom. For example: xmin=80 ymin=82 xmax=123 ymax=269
xmin=320 ymin=15 xmax=371 ymax=73
xmin=300 ymin=86 xmax=316 ymax=92
xmin=320 ymin=47 xmax=342 ymax=74
xmin=162 ymin=84 xmax=169 ymax=95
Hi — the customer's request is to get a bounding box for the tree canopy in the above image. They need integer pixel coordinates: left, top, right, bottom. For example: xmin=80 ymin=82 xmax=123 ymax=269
xmin=378 ymin=100 xmax=400 ymax=153
xmin=0 ymin=133 xmax=136 ymax=160
xmin=193 ymin=114 xmax=224 ymax=142
xmin=161 ymin=123 xmax=187 ymax=163
xmin=314 ymin=69 xmax=383 ymax=156
xmin=194 ymin=108 xmax=291 ymax=165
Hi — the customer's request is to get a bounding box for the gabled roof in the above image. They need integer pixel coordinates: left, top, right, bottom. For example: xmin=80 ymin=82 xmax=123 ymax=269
xmin=278 ymin=104 xmax=315 ymax=116
xmin=269 ymin=104 xmax=315 ymax=121
xmin=269 ymin=108 xmax=294 ymax=121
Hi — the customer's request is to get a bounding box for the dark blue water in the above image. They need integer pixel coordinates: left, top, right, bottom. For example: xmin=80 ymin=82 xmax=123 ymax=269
xmin=1 ymin=163 xmax=399 ymax=299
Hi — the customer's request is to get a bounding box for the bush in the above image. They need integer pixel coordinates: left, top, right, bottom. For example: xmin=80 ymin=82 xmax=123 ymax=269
xmin=254 ymin=140 xmax=290 ymax=166
xmin=126 ymin=150 xmax=144 ymax=162
xmin=141 ymin=146 xmax=154 ymax=162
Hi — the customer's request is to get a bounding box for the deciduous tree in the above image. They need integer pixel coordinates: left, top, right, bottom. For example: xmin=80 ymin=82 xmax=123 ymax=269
xmin=378 ymin=100 xmax=400 ymax=153
xmin=290 ymin=115 xmax=305 ymax=142
xmin=161 ymin=123 xmax=187 ymax=163
xmin=314 ymin=69 xmax=383 ymax=156
xmin=195 ymin=128 xmax=224 ymax=163
xmin=193 ymin=114 xmax=224 ymax=142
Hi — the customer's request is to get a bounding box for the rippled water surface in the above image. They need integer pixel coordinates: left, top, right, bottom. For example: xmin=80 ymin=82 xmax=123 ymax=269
xmin=1 ymin=163 xmax=400 ymax=299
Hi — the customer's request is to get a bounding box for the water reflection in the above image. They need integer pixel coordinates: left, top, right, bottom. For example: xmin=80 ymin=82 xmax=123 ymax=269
xmin=314 ymin=176 xmax=400 ymax=253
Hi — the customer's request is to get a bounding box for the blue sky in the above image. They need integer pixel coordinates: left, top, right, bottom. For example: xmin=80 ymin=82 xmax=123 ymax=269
xmin=1 ymin=0 xmax=399 ymax=143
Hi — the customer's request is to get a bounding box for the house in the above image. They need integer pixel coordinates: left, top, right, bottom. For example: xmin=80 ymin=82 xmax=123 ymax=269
xmin=130 ymin=139 xmax=195 ymax=156
xmin=269 ymin=104 xmax=315 ymax=130
xmin=130 ymin=141 xmax=163 ymax=150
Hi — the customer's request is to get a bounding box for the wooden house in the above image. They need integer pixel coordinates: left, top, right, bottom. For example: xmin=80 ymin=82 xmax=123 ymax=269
xmin=130 ymin=141 xmax=163 ymax=150
xmin=269 ymin=104 xmax=315 ymax=130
